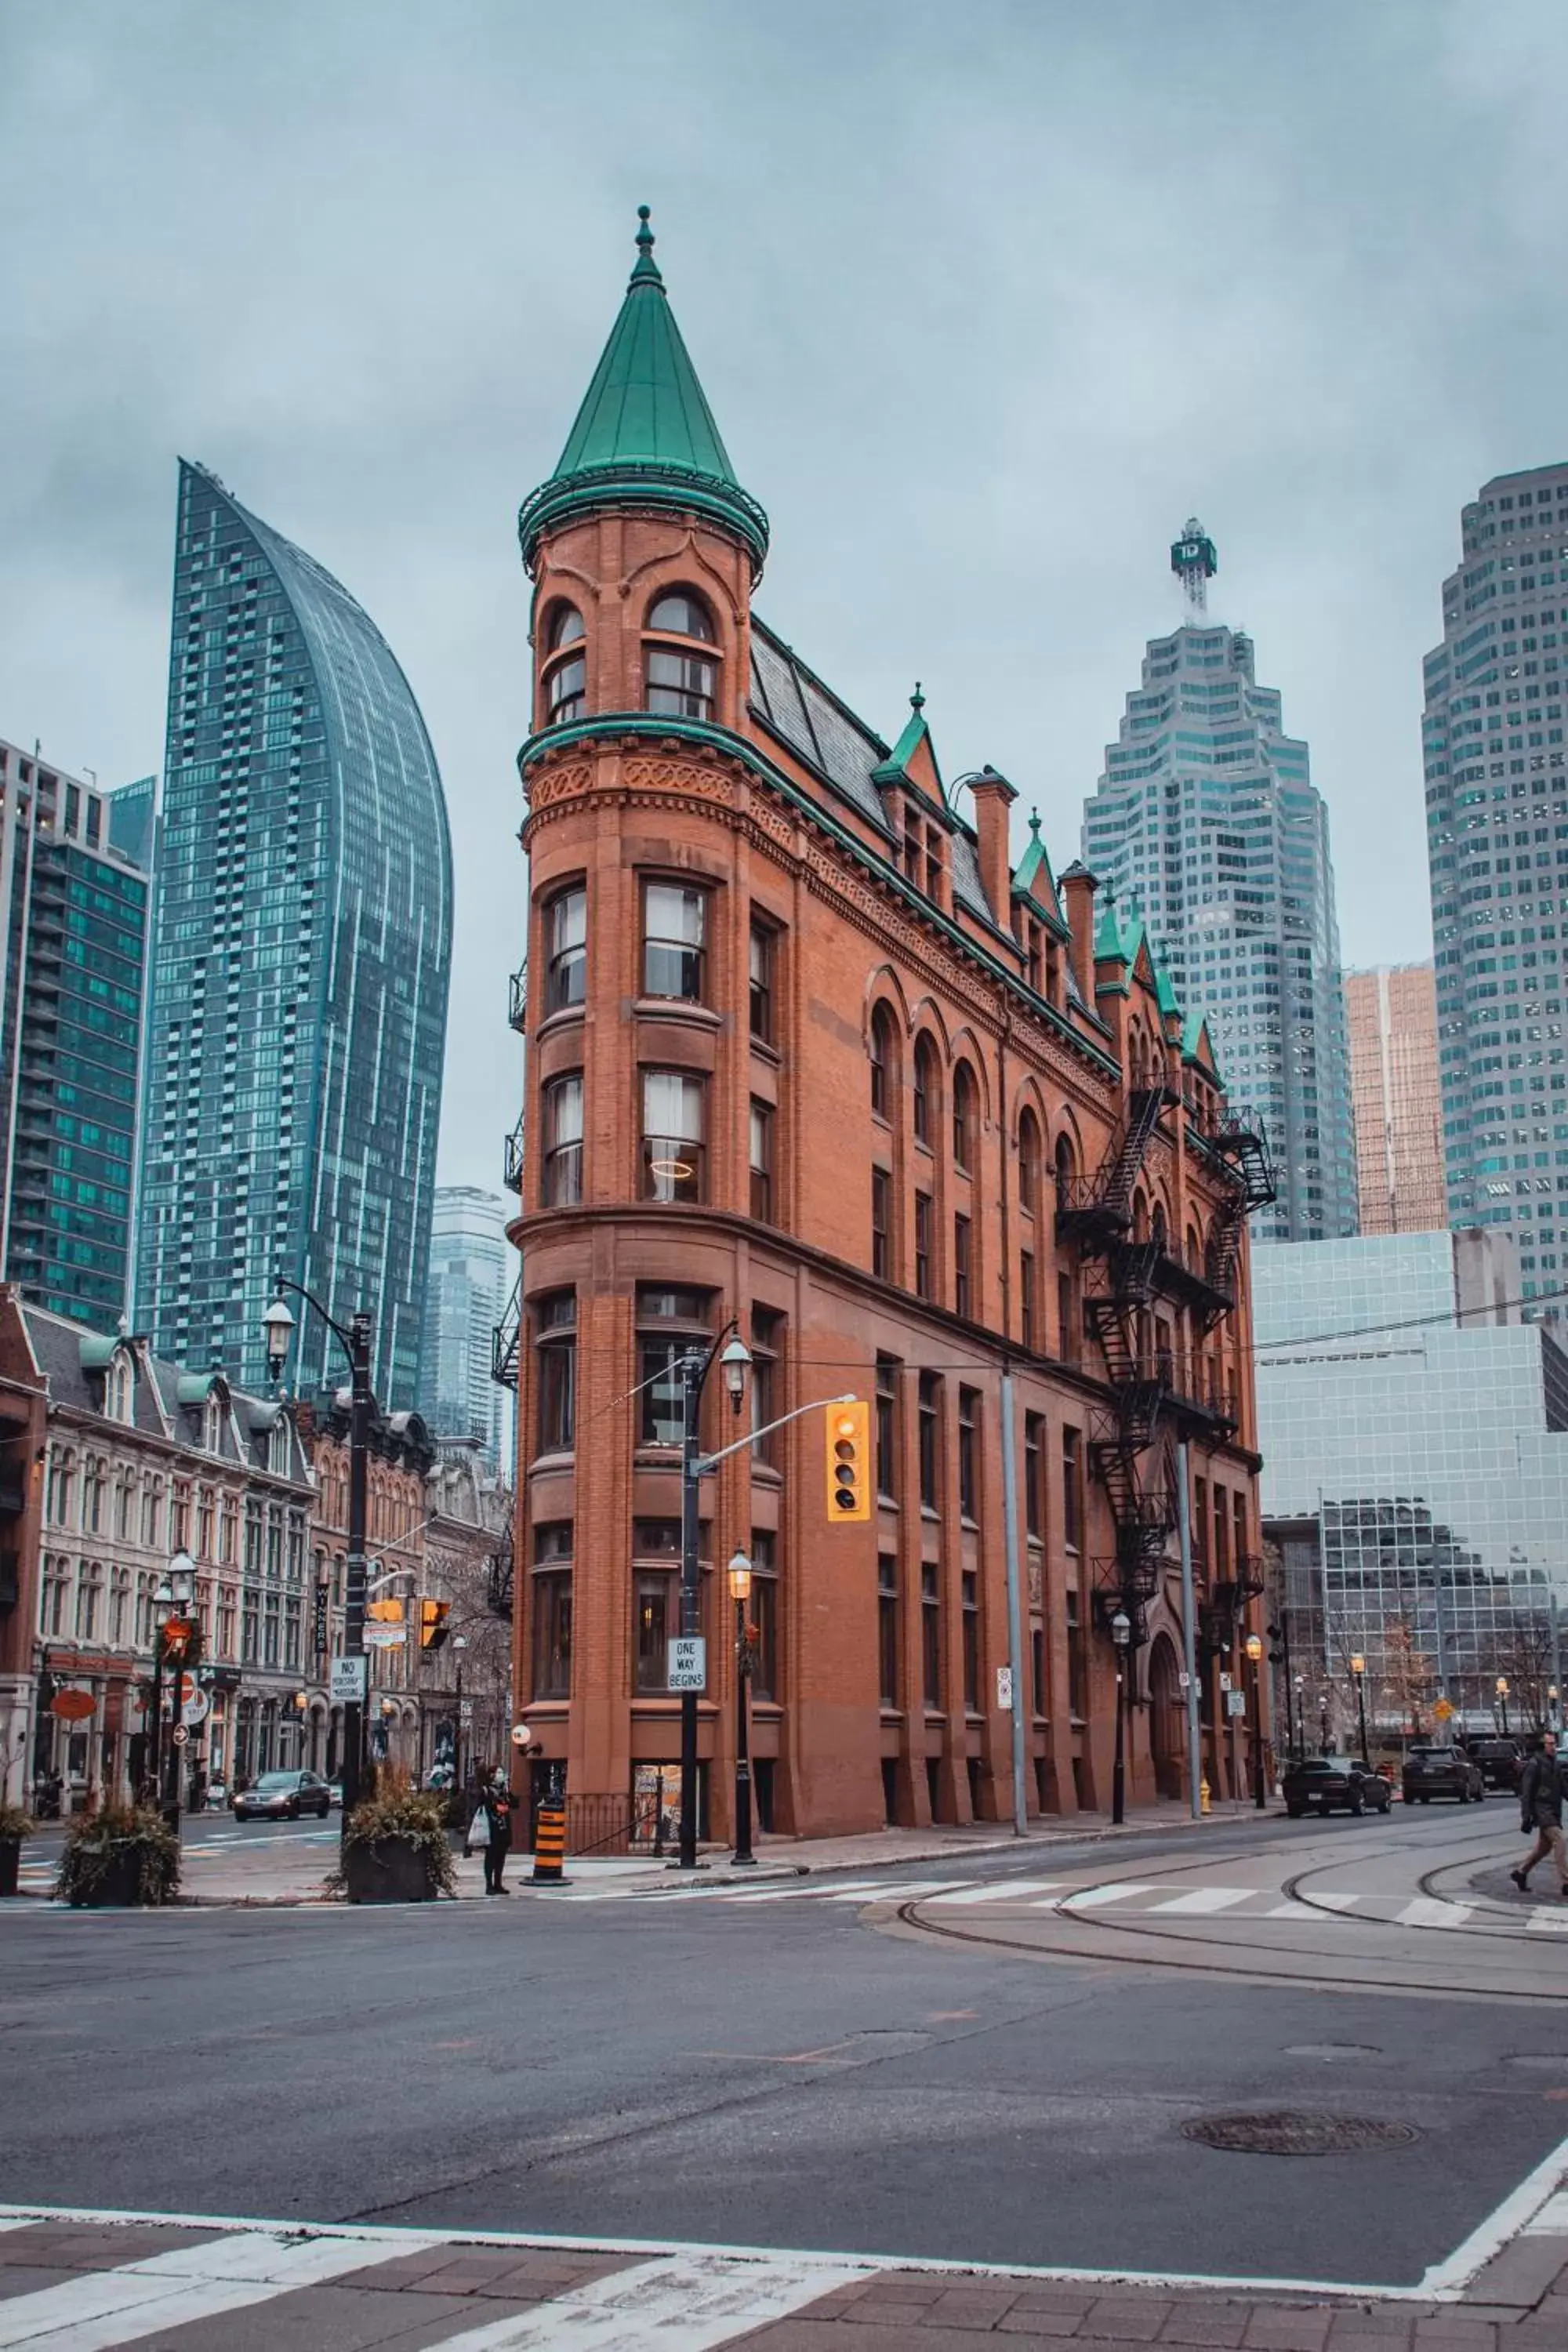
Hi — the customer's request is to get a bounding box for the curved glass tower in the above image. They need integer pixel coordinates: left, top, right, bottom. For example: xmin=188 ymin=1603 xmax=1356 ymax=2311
xmin=134 ymin=461 xmax=452 ymax=1406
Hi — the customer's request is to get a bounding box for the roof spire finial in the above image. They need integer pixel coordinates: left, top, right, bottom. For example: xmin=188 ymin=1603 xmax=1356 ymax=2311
xmin=911 ymin=681 xmax=924 ymax=712
xmin=630 ymin=201 xmax=662 ymax=289
xmin=1027 ymin=807 xmax=1041 ymax=840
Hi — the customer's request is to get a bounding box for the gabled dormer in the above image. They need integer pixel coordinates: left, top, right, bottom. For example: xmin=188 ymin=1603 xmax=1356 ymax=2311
xmin=1011 ymin=810 xmax=1070 ymax=1009
xmin=872 ymin=686 xmax=953 ymax=913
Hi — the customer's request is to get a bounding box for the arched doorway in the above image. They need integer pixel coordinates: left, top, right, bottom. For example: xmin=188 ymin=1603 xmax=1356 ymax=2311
xmin=1149 ymin=1634 xmax=1185 ymax=1802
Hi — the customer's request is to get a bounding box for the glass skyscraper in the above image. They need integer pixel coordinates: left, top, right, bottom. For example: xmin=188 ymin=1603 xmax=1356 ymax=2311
xmin=0 ymin=740 xmax=150 ymax=1324
xmin=418 ymin=1185 xmax=510 ymax=1470
xmin=1083 ymin=530 xmax=1356 ymax=1242
xmin=1424 ymin=463 xmax=1568 ymax=1315
xmin=134 ymin=462 xmax=452 ymax=1408
xmin=1255 ymin=1229 xmax=1568 ymax=1731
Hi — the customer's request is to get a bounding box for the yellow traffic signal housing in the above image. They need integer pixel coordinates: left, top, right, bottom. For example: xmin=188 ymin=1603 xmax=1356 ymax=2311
xmin=366 ymin=1597 xmax=405 ymax=1623
xmin=825 ymin=1399 xmax=870 ymax=1523
xmin=419 ymin=1598 xmax=451 ymax=1650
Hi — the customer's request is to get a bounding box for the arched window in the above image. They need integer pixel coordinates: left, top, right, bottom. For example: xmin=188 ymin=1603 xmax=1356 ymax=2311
xmin=869 ymin=1006 xmax=896 ymax=1121
xmin=1054 ymin=1133 xmax=1076 ymax=1198
xmin=952 ymin=1065 xmax=976 ymax=1174
xmin=645 ymin=590 xmax=717 ymax=719
xmin=648 ymin=591 xmax=715 ymax=643
xmin=543 ymin=604 xmax=586 ymax=728
xmin=913 ymin=1037 xmax=938 ymax=1147
xmin=1018 ymin=1109 xmax=1041 ymax=1219
xmin=106 ymin=1353 xmax=132 ymax=1424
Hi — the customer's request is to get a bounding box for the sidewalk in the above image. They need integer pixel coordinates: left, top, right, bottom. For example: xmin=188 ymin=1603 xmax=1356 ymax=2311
xmin=10 ymin=1795 xmax=1277 ymax=1907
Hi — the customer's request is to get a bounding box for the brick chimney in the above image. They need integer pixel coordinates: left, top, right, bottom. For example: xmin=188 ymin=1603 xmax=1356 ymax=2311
xmin=968 ymin=766 xmax=1018 ymax=927
xmin=1059 ymin=861 xmax=1098 ymax=1007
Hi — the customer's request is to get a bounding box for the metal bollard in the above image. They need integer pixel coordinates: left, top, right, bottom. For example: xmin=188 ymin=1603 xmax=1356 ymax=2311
xmin=532 ymin=1800 xmax=569 ymax=1885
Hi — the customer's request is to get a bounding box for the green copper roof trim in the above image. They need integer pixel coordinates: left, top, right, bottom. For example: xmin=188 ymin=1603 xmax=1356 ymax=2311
xmin=1011 ymin=810 xmax=1070 ymax=938
xmin=78 ymin=1334 xmax=118 ymax=1370
xmin=1155 ymin=961 xmax=1181 ymax=1020
xmin=518 ymin=713 xmax=1120 ymax=1078
xmin=519 ymin=207 xmax=769 ymax=575
xmin=869 ymin=684 xmax=945 ymax=798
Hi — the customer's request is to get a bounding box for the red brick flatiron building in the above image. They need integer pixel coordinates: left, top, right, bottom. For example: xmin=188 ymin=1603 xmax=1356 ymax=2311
xmin=502 ymin=209 xmax=1273 ymax=1845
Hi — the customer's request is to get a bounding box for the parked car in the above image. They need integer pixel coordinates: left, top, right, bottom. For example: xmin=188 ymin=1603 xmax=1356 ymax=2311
xmin=1402 ymin=1746 xmax=1485 ymax=1805
xmin=1282 ymin=1757 xmax=1392 ymax=1818
xmin=327 ymin=1780 xmax=343 ymax=1810
xmin=1462 ymin=1736 xmax=1524 ymax=1792
xmin=234 ymin=1769 xmax=332 ymax=1822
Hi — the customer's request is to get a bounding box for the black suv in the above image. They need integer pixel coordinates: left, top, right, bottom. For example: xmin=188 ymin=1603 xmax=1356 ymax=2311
xmin=1281 ymin=1757 xmax=1392 ymax=1818
xmin=1463 ymin=1737 xmax=1524 ymax=1792
xmin=1402 ymin=1746 xmax=1485 ymax=1805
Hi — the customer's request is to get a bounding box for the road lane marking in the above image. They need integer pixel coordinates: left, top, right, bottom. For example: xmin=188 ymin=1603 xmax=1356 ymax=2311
xmin=0 ymin=2227 xmax=445 ymax=2350
xmin=420 ymin=2252 xmax=877 ymax=2350
xmin=1062 ymin=1882 xmax=1160 ymax=1909
xmin=921 ymin=1880 xmax=1065 ymax=1906
xmin=1146 ymin=1887 xmax=1253 ymax=1915
xmin=1526 ymin=1909 xmax=1568 ymax=1931
xmin=1396 ymin=1897 xmax=1470 ymax=1929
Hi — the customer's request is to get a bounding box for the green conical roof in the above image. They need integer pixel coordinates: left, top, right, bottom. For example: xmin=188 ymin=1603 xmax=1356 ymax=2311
xmin=519 ymin=207 xmax=768 ymax=575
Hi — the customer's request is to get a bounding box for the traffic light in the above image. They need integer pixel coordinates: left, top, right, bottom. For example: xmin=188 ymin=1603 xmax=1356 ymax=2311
xmin=419 ymin=1599 xmax=451 ymax=1650
xmin=367 ymin=1597 xmax=405 ymax=1623
xmin=825 ymin=1400 xmax=870 ymax=1523
xmin=162 ymin=1615 xmax=202 ymax=1668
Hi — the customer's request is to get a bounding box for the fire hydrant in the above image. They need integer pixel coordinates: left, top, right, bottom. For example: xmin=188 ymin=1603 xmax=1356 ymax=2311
xmin=1200 ymin=1777 xmax=1211 ymax=1817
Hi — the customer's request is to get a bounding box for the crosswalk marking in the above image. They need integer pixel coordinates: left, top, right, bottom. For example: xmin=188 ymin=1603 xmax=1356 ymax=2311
xmin=1396 ymin=1896 xmax=1469 ymax=1929
xmin=822 ymin=1878 xmax=958 ymax=1902
xmin=1147 ymin=1886 xmax=1252 ymax=1915
xmin=418 ymin=2250 xmax=875 ymax=2351
xmin=922 ymin=1879 xmax=1065 ymax=1907
xmin=1305 ymin=1890 xmax=1362 ymax=1913
xmin=0 ymin=2227 xmax=445 ymax=2350
xmin=1526 ymin=1907 xmax=1568 ymax=1931
xmin=1062 ymin=1882 xmax=1160 ymax=1910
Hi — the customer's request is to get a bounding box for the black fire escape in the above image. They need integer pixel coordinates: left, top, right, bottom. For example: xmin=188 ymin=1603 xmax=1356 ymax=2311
xmin=1056 ymin=1087 xmax=1276 ymax=1646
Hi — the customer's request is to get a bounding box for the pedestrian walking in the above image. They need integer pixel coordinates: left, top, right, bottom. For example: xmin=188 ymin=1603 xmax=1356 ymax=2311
xmin=479 ymin=1770 xmax=514 ymax=1896
xmin=1512 ymin=1732 xmax=1568 ymax=1896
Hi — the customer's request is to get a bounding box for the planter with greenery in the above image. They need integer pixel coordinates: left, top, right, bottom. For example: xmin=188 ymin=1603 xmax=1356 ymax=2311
xmin=0 ymin=1806 xmax=34 ymax=1900
xmin=331 ymin=1780 xmax=456 ymax=1904
xmin=56 ymin=1806 xmax=180 ymax=1909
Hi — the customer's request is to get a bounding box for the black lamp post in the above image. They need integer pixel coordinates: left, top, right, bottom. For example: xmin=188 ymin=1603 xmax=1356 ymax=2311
xmin=1245 ymin=1630 xmax=1267 ymax=1807
xmin=677 ymin=1328 xmax=752 ymax=1871
xmin=728 ymin=1548 xmax=756 ymax=1867
xmin=1110 ymin=1607 xmax=1131 ymax=1828
xmin=1350 ymin=1653 xmax=1370 ymax=1766
xmin=147 ymin=1569 xmax=175 ymax=1809
xmin=263 ymin=1280 xmax=373 ymax=1832
xmin=1495 ymin=1675 xmax=1511 ymax=1737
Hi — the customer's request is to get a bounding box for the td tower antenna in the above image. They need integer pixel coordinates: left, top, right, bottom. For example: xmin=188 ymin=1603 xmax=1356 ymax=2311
xmin=1171 ymin=518 xmax=1218 ymax=617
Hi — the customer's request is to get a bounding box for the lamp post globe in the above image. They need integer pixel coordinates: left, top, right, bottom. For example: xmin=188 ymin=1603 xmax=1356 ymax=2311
xmin=720 ymin=1338 xmax=752 ymax=1414
xmin=261 ymin=1296 xmax=296 ymax=1380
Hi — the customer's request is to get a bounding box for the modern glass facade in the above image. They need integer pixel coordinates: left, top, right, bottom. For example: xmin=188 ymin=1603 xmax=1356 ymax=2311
xmin=134 ymin=462 xmax=452 ymax=1408
xmin=1255 ymin=1229 xmax=1568 ymax=1732
xmin=0 ymin=739 xmax=149 ymax=1325
xmin=1083 ymin=579 xmax=1356 ymax=1243
xmin=1424 ymin=462 xmax=1568 ymax=1317
xmin=418 ymin=1185 xmax=511 ymax=1470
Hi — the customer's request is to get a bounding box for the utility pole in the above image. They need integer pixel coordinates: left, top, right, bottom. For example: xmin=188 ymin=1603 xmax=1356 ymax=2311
xmin=1177 ymin=1440 xmax=1202 ymax=1819
xmin=999 ymin=1371 xmax=1028 ymax=1837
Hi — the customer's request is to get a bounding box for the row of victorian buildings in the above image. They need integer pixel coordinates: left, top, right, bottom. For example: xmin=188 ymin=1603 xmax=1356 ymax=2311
xmin=0 ymin=1292 xmax=511 ymax=1811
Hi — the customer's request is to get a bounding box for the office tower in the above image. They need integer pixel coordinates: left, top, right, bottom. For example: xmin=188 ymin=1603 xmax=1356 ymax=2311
xmin=1083 ymin=524 xmax=1356 ymax=1243
xmin=134 ymin=462 xmax=452 ymax=1407
xmin=1343 ymin=964 xmax=1446 ymax=1236
xmin=1254 ymin=1228 xmax=1568 ymax=1729
xmin=1425 ymin=462 xmax=1568 ymax=1314
xmin=0 ymin=739 xmax=150 ymax=1323
xmin=418 ymin=1186 xmax=510 ymax=1468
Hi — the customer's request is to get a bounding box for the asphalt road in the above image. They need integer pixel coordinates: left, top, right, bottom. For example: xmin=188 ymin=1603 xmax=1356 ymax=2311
xmin=2 ymin=1808 xmax=1565 ymax=2292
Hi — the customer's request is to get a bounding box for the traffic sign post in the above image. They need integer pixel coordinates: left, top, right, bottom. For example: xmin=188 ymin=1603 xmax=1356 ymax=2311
xmin=666 ymin=1637 xmax=706 ymax=1693
xmin=330 ymin=1655 xmax=367 ymax=1703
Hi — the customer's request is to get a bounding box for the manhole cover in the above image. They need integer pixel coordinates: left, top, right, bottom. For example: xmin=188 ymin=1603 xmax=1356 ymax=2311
xmin=1285 ymin=2043 xmax=1380 ymax=2060
xmin=1181 ymin=2111 xmax=1418 ymax=2157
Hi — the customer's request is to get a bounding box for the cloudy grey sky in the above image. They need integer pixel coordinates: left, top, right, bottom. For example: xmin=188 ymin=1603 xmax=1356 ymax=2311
xmin=4 ymin=0 xmax=1566 ymax=1193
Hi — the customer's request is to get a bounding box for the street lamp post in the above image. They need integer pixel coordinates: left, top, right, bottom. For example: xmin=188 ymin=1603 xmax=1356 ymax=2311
xmin=264 ymin=1282 xmax=373 ymax=1832
xmin=452 ymin=1636 xmax=467 ymax=1796
xmin=677 ymin=1330 xmax=751 ymax=1871
xmin=1496 ymin=1675 xmax=1511 ymax=1737
xmin=1110 ymin=1609 xmax=1131 ymax=1828
xmin=1350 ymin=1653 xmax=1370 ymax=1766
xmin=154 ymin=1553 xmax=198 ymax=1831
xmin=147 ymin=1570 xmax=176 ymax=1809
xmin=728 ymin=1550 xmax=756 ymax=1867
xmin=1245 ymin=1632 xmax=1267 ymax=1808
xmin=292 ymin=1689 xmax=309 ymax=1769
